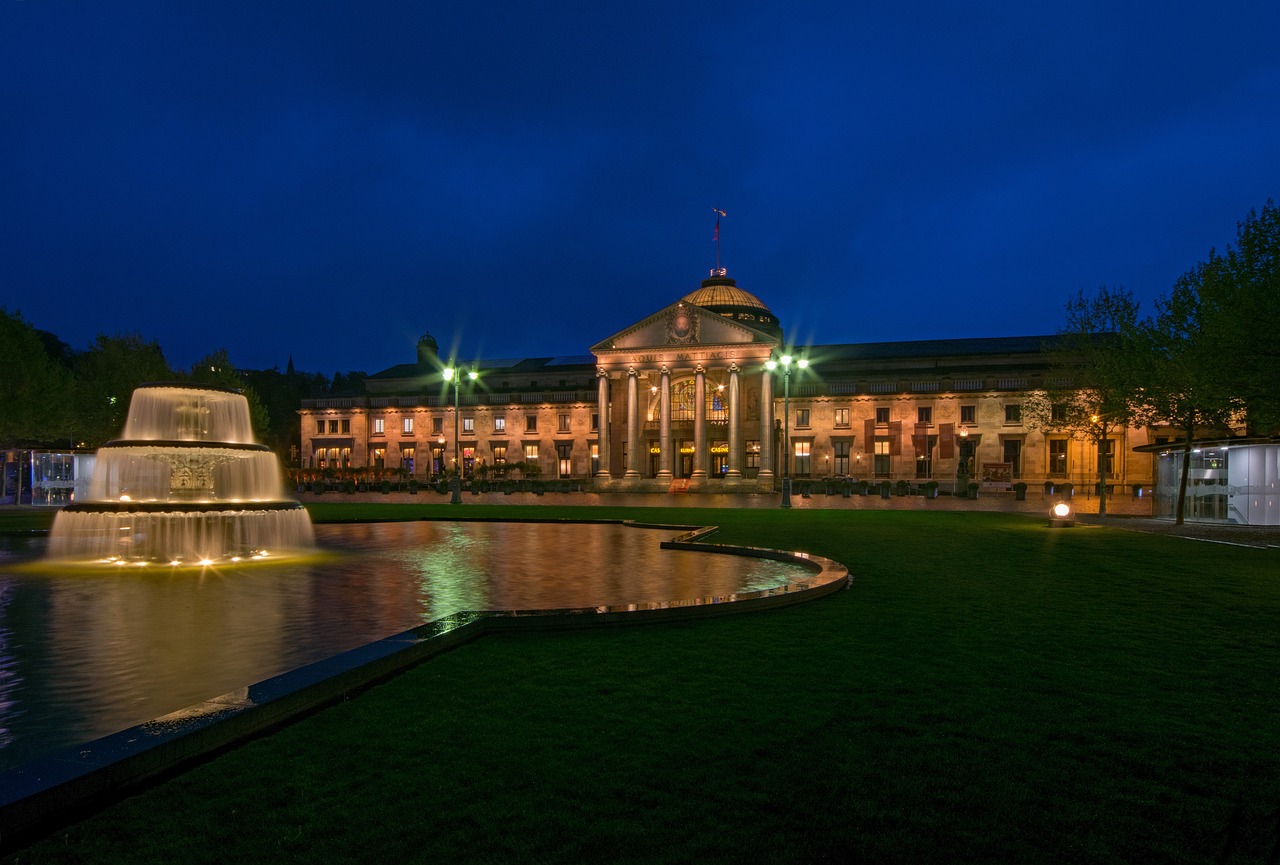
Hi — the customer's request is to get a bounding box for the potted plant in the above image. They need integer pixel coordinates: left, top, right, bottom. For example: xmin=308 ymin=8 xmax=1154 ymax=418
xmin=967 ymin=481 xmax=980 ymax=499
xmin=855 ymin=480 xmax=868 ymax=496
xmin=1013 ymin=481 xmax=1027 ymax=501
xmin=879 ymin=480 xmax=891 ymax=498
xmin=1058 ymin=482 xmax=1073 ymax=498
xmin=895 ymin=479 xmax=909 ymax=496
xmin=924 ymin=480 xmax=939 ymax=499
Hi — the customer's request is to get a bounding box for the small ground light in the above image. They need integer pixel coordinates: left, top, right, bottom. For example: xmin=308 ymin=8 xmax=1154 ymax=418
xmin=1049 ymin=501 xmax=1075 ymax=528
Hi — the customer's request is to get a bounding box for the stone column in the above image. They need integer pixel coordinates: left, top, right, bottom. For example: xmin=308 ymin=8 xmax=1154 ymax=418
xmin=595 ymin=368 xmax=610 ymax=478
xmin=758 ymin=365 xmax=774 ymax=482
xmin=625 ymin=369 xmax=640 ymax=478
xmin=726 ymin=362 xmax=743 ymax=478
xmin=692 ymin=364 xmax=708 ymax=479
xmin=657 ymin=366 xmax=673 ymax=480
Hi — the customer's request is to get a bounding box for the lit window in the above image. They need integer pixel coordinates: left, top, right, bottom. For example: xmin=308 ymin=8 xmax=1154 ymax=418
xmin=1049 ymin=439 xmax=1068 ymax=476
xmin=463 ymin=417 xmax=474 ymax=434
xmin=834 ymin=408 xmax=850 ymax=428
xmin=494 ymin=417 xmax=506 ymax=433
xmin=373 ymin=418 xmax=385 ymax=435
xmin=524 ymin=443 xmax=539 ymax=461
xmin=794 ymin=441 xmax=811 ymax=475
xmin=402 ymin=417 xmax=413 ymax=434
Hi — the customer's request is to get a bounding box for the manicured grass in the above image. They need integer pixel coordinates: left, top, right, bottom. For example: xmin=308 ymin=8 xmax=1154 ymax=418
xmin=7 ymin=507 xmax=1280 ymax=864
xmin=0 ymin=510 xmax=55 ymax=534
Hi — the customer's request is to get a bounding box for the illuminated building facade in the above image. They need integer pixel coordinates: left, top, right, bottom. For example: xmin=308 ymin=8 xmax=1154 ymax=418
xmin=299 ymin=271 xmax=1160 ymax=494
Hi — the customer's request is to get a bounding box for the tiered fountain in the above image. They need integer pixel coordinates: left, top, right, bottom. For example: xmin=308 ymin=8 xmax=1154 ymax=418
xmin=47 ymin=383 xmax=314 ymax=565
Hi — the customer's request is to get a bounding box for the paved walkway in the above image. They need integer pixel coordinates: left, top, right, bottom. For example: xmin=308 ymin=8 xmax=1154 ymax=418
xmin=296 ymin=487 xmax=1280 ymax=548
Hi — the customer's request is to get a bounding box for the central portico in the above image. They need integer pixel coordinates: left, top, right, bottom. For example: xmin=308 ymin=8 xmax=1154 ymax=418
xmin=591 ymin=272 xmax=782 ymax=491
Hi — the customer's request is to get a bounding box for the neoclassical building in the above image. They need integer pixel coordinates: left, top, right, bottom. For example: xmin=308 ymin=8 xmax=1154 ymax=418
xmin=299 ymin=270 xmax=1160 ymax=493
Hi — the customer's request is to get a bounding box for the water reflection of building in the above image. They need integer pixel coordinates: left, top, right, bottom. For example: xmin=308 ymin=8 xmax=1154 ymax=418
xmin=298 ymin=269 xmax=1269 ymax=518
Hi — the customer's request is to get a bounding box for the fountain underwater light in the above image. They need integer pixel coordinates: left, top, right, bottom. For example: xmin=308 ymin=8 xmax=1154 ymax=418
xmin=47 ymin=383 xmax=315 ymax=565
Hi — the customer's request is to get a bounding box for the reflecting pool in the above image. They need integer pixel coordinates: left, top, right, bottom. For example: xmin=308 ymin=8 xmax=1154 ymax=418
xmin=0 ymin=521 xmax=804 ymax=770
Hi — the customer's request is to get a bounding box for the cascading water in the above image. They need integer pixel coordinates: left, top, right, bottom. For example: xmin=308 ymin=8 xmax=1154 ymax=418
xmin=47 ymin=383 xmax=315 ymax=565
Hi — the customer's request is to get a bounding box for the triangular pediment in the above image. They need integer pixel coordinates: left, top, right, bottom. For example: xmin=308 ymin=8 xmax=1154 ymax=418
xmin=591 ymin=300 xmax=777 ymax=355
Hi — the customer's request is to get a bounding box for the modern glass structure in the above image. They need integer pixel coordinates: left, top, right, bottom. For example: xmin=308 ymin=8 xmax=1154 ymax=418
xmin=1144 ymin=439 xmax=1280 ymax=525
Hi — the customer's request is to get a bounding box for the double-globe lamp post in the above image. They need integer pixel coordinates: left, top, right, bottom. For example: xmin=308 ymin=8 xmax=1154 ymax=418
xmin=766 ymin=353 xmax=808 ymax=508
xmin=442 ymin=365 xmax=478 ymax=504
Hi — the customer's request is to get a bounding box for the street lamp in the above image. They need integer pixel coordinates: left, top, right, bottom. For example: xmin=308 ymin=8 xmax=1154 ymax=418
xmin=442 ymin=365 xmax=478 ymax=504
xmin=766 ymin=353 xmax=808 ymax=508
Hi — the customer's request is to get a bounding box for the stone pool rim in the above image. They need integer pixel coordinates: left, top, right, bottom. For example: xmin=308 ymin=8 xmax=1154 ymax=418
xmin=0 ymin=517 xmax=850 ymax=852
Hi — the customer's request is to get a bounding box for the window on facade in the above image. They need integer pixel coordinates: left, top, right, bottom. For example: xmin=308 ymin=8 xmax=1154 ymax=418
xmin=796 ymin=409 xmax=810 ymax=428
xmin=918 ymin=406 xmax=932 ymax=425
xmin=1049 ymin=439 xmax=1068 ymax=476
xmin=590 ymin=443 xmax=599 ymax=473
xmin=834 ymin=408 xmax=850 ymax=428
xmin=874 ymin=439 xmax=891 ymax=477
xmin=591 ymin=413 xmax=598 ymax=431
xmin=494 ymin=417 xmax=506 ymax=433
xmin=462 ymin=447 xmax=475 ymax=474
xmin=1004 ymin=404 xmax=1022 ymax=424
xmin=1051 ymin=403 xmax=1068 ymax=423
xmin=315 ymin=420 xmax=324 ymax=434
xmin=557 ymin=443 xmax=572 ymax=478
xmin=463 ymin=417 xmax=474 ymax=434
xmin=524 ymin=443 xmax=539 ymax=462
xmin=1003 ymin=439 xmax=1022 ymax=478
xmin=960 ymin=405 xmax=976 ymax=425
xmin=915 ymin=436 xmax=936 ymax=479
xmin=558 ymin=413 xmax=570 ymax=432
xmin=834 ymin=441 xmax=850 ymax=475
xmin=328 ymin=420 xmax=339 ymax=434
xmin=432 ymin=417 xmax=443 ymax=435
xmin=373 ymin=418 xmax=385 ymax=435
xmin=371 ymin=446 xmax=385 ymax=468
xmin=875 ymin=407 xmax=890 ymax=424
xmin=1098 ymin=439 xmax=1116 ymax=476
xmin=746 ymin=440 xmax=760 ymax=469
xmin=341 ymin=419 xmax=350 ymax=434
xmin=526 ymin=415 xmax=537 ymax=432
xmin=402 ymin=417 xmax=413 ymax=434
xmin=492 ymin=444 xmax=507 ymax=465
xmin=794 ymin=441 xmax=811 ymax=476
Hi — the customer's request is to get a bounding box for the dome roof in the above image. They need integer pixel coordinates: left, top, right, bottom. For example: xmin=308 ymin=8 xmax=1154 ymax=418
xmin=682 ymin=276 xmax=772 ymax=313
xmin=682 ymin=272 xmax=782 ymax=339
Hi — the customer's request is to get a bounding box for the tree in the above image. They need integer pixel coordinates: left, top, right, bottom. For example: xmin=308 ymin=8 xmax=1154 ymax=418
xmin=0 ymin=309 xmax=74 ymax=446
xmin=1197 ymin=200 xmax=1280 ymax=434
xmin=1025 ymin=287 xmax=1144 ymax=517
xmin=73 ymin=333 xmax=174 ymax=447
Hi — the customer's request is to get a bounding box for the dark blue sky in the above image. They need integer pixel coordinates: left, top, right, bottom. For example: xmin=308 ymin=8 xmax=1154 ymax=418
xmin=4 ymin=2 xmax=1278 ymax=376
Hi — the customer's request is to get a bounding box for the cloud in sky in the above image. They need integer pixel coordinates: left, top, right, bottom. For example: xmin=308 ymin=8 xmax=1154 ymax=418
xmin=3 ymin=1 xmax=1277 ymax=375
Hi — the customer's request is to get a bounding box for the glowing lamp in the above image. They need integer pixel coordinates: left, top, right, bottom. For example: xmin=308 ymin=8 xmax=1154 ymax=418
xmin=1049 ymin=501 xmax=1075 ymax=528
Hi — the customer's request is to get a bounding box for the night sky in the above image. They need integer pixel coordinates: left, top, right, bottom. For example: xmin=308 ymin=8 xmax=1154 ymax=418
xmin=4 ymin=2 xmax=1278 ymax=377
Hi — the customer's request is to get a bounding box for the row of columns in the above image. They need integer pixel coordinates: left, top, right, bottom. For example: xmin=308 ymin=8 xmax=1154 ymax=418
xmin=595 ymin=364 xmax=778 ymax=481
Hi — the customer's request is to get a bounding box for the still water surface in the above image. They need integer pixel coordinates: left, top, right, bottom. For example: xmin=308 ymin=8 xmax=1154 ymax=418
xmin=0 ymin=521 xmax=802 ymax=771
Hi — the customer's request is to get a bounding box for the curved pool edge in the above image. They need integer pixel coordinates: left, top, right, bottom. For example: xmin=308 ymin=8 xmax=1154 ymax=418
xmin=0 ymin=521 xmax=850 ymax=853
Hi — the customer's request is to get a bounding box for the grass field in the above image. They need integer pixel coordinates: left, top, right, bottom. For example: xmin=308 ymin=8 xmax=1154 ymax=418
xmin=5 ymin=505 xmax=1280 ymax=863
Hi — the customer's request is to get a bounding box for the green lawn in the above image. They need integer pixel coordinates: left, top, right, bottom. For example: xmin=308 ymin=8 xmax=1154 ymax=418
xmin=6 ymin=506 xmax=1280 ymax=864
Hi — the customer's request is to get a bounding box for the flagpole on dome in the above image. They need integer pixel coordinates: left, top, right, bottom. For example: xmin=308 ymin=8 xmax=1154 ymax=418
xmin=712 ymin=207 xmax=727 ymax=276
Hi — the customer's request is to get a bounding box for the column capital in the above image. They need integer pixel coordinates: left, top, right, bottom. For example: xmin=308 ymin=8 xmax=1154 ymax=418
xmin=627 ymin=366 xmax=637 ymax=377
xmin=597 ymin=366 xmax=608 ymax=378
